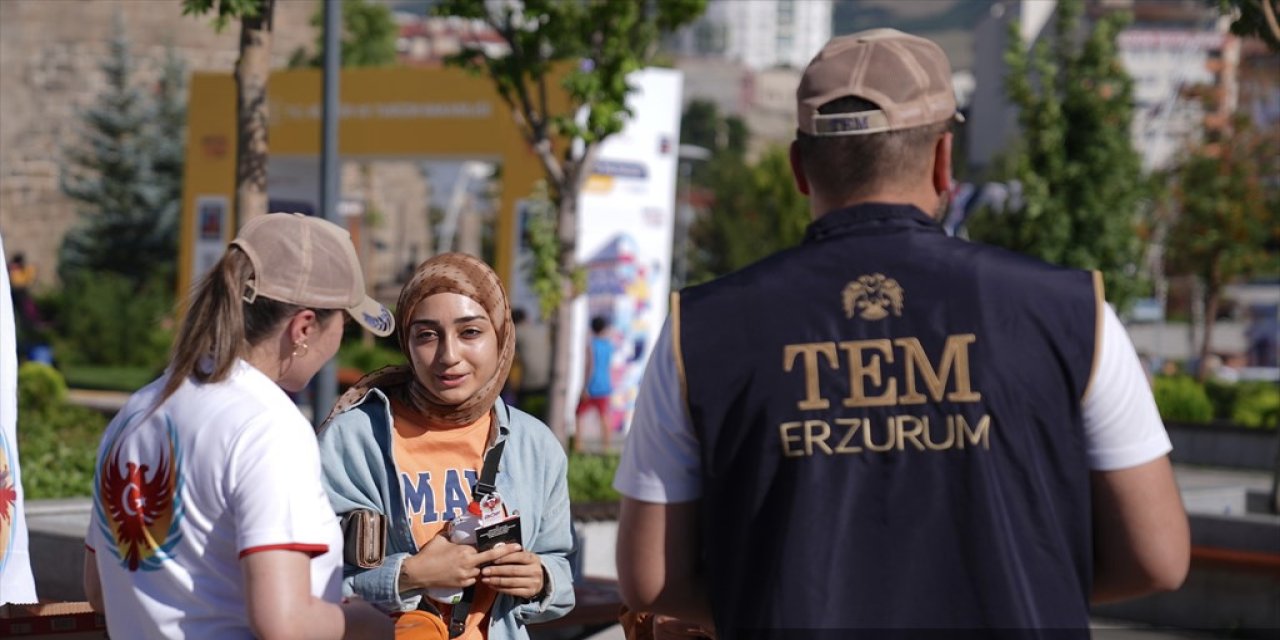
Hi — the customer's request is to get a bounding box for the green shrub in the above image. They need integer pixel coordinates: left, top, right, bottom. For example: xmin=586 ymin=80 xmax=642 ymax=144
xmin=337 ymin=341 xmax=405 ymax=373
xmin=18 ymin=403 xmax=105 ymax=498
xmin=16 ymin=362 xmax=106 ymax=498
xmin=51 ymin=271 xmax=173 ymax=369
xmin=567 ymin=452 xmax=621 ymax=503
xmin=1203 ymin=379 xmax=1240 ymax=421
xmin=1153 ymin=375 xmax=1214 ymax=423
xmin=517 ymin=391 xmax=549 ymax=422
xmin=17 ymin=361 xmax=67 ymax=417
xmin=1232 ymin=381 xmax=1280 ymax=429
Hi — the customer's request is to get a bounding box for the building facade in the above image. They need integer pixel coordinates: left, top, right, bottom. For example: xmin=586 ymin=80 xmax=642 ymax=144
xmin=0 ymin=0 xmax=314 ymax=289
xmin=1117 ymin=2 xmax=1239 ymax=172
xmin=668 ymin=0 xmax=833 ymax=71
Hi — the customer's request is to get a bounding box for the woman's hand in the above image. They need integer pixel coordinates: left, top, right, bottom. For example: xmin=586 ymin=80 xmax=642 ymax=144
xmin=480 ymin=544 xmax=545 ymax=599
xmin=398 ymin=533 xmax=509 ymax=592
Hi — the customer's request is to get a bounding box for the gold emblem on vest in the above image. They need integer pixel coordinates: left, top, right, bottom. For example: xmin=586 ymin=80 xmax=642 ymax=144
xmin=843 ymin=274 xmax=903 ymax=321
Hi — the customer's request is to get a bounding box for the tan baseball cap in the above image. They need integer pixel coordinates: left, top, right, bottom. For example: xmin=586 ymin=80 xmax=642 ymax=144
xmin=797 ymin=28 xmax=962 ymax=137
xmin=231 ymin=213 xmax=394 ymax=337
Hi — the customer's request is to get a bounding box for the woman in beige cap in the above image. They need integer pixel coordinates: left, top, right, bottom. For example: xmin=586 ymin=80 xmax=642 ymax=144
xmin=83 ymin=213 xmax=395 ymax=639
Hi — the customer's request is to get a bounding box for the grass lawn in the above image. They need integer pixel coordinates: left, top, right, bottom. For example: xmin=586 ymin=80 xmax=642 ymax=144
xmin=61 ymin=364 xmax=157 ymax=392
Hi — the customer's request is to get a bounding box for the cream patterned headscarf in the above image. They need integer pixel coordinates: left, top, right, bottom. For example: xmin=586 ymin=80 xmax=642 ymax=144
xmin=324 ymin=253 xmax=514 ymax=427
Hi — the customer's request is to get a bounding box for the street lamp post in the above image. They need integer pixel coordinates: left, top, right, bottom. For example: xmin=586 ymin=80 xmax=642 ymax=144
xmin=312 ymin=0 xmax=341 ymax=426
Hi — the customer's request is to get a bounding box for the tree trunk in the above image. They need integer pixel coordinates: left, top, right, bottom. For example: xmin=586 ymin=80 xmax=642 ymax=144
xmin=1188 ymin=276 xmax=1202 ymax=369
xmin=1196 ymin=273 xmax=1220 ymax=383
xmin=546 ymin=183 xmax=580 ymax=446
xmin=544 ymin=142 xmax=602 ymax=447
xmin=234 ymin=0 xmax=274 ymax=225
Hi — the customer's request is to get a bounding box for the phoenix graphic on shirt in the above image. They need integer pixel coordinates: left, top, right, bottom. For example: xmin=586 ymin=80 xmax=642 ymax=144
xmin=0 ymin=430 xmax=17 ymax=575
xmin=94 ymin=411 xmax=185 ymax=571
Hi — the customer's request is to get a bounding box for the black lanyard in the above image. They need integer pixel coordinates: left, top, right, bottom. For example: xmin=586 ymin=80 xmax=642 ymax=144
xmin=448 ymin=435 xmax=506 ymax=637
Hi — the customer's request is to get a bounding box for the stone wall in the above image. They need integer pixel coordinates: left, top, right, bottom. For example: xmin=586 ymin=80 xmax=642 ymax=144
xmin=0 ymin=0 xmax=316 ymax=288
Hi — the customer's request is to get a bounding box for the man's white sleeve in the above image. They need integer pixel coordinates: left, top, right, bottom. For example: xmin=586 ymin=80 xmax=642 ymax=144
xmin=1083 ymin=304 xmax=1173 ymax=470
xmin=613 ymin=319 xmax=702 ymax=503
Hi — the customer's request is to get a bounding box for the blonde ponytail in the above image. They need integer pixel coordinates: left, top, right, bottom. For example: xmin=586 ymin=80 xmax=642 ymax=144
xmin=157 ymin=248 xmax=324 ymax=405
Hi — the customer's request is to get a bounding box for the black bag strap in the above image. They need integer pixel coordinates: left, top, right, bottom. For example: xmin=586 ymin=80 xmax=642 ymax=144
xmin=471 ymin=402 xmax=511 ymax=501
xmin=448 ymin=585 xmax=476 ymax=638
xmin=450 ymin=434 xmax=506 ymax=637
xmin=471 ymin=439 xmax=505 ymax=502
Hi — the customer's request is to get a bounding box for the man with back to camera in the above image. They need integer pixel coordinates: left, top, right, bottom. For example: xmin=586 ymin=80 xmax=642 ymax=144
xmin=613 ymin=28 xmax=1189 ymax=638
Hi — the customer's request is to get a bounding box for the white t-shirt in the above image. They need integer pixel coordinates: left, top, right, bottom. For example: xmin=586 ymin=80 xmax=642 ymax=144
xmin=615 ymin=303 xmax=1172 ymax=503
xmin=85 ymin=360 xmax=343 ymax=639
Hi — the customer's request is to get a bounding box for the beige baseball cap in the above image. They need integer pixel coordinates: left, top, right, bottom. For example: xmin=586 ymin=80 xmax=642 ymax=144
xmin=797 ymin=28 xmax=962 ymax=137
xmin=231 ymin=213 xmax=394 ymax=337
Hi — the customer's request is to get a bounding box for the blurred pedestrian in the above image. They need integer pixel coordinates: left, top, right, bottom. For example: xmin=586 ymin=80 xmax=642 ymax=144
xmin=575 ymin=315 xmax=614 ymax=453
xmin=6 ymin=253 xmax=41 ymax=360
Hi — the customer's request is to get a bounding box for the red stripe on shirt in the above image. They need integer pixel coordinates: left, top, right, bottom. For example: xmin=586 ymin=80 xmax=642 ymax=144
xmin=85 ymin=544 xmax=95 ymax=553
xmin=239 ymin=543 xmax=329 ymax=559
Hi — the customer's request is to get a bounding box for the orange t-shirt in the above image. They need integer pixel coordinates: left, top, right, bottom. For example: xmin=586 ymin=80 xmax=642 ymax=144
xmin=391 ymin=398 xmax=497 ymax=640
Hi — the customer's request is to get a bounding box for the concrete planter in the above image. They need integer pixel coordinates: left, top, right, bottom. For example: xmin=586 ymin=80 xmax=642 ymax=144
xmin=1167 ymin=421 xmax=1280 ymax=471
xmin=1093 ymin=504 xmax=1280 ymax=638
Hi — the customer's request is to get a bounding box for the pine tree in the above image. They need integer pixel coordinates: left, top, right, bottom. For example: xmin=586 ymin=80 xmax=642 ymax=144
xmin=143 ymin=45 xmax=188 ymax=282
xmin=965 ymin=0 xmax=1149 ymax=309
xmin=55 ymin=19 xmax=187 ymax=369
xmin=58 ymin=18 xmax=174 ymax=290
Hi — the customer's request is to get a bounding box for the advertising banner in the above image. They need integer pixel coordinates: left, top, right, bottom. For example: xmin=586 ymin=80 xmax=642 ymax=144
xmin=567 ymin=68 xmax=683 ymax=440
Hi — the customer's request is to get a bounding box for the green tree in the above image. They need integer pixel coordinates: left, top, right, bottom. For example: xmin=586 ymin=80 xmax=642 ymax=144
xmin=1209 ymin=0 xmax=1280 ymax=518
xmin=687 ymin=145 xmax=810 ymax=285
xmin=679 ymin=98 xmax=747 ymax=182
xmin=1214 ymin=0 xmax=1280 ymax=50
xmin=965 ymin=0 xmax=1149 ymax=309
xmin=59 ymin=19 xmax=176 ymax=289
xmin=681 ymin=99 xmax=747 ymax=157
xmin=434 ymin=0 xmax=706 ymax=442
xmin=288 ymin=0 xmax=398 ymax=69
xmin=1165 ymin=115 xmax=1279 ymax=381
xmin=183 ymin=0 xmax=275 ymax=223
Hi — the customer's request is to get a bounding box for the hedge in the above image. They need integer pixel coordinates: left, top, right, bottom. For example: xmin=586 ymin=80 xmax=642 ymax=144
xmin=16 ymin=362 xmax=107 ymax=499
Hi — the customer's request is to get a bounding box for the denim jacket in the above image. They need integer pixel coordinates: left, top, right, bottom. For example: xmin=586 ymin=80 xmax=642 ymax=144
xmin=316 ymin=382 xmax=575 ymax=638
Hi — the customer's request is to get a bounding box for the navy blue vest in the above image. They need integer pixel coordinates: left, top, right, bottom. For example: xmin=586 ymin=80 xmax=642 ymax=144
xmin=677 ymin=203 xmax=1100 ymax=638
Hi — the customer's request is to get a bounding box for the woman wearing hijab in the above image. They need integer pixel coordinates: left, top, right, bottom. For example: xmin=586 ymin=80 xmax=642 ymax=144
xmin=83 ymin=213 xmax=395 ymax=639
xmin=317 ymin=253 xmax=574 ymax=639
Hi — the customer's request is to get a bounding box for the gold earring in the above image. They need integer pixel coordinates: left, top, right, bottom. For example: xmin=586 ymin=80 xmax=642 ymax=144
xmin=291 ymin=342 xmax=309 ymax=358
